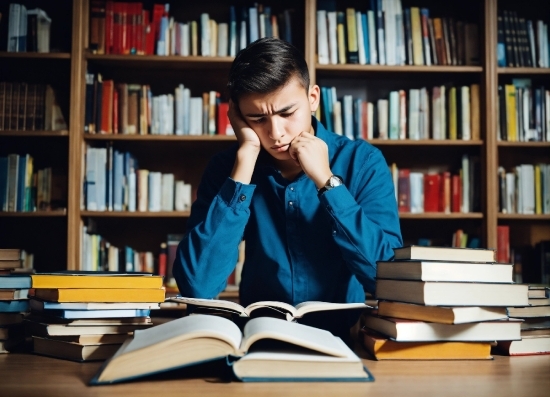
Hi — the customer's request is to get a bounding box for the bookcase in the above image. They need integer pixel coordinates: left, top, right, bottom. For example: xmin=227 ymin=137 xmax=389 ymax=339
xmin=0 ymin=0 xmax=548 ymax=283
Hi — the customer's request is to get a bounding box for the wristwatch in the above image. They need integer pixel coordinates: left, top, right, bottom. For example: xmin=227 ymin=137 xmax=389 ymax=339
xmin=317 ymin=175 xmax=344 ymax=197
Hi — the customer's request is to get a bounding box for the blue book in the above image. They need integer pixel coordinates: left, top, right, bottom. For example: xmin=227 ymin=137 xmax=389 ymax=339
xmin=125 ymin=246 xmax=134 ymax=272
xmin=17 ymin=154 xmax=27 ymax=212
xmin=342 ymin=95 xmax=354 ymax=140
xmin=248 ymin=7 xmax=259 ymax=44
xmin=264 ymin=7 xmax=272 ymax=38
xmin=40 ymin=309 xmax=151 ymax=319
xmin=106 ymin=144 xmax=113 ymax=211
xmin=0 ymin=300 xmax=29 ymax=312
xmin=229 ymin=6 xmax=237 ymax=56
xmin=361 ymin=13 xmax=370 ymax=64
xmin=320 ymin=87 xmax=332 ymax=131
xmin=0 ymin=156 xmax=8 ymax=211
xmin=0 ymin=275 xmax=31 ymax=288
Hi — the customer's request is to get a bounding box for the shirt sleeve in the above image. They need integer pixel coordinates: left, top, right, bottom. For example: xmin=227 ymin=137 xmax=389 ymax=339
xmin=318 ymin=148 xmax=403 ymax=294
xmin=172 ymin=155 xmax=256 ymax=299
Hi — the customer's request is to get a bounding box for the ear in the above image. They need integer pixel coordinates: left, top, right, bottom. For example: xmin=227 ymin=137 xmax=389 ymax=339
xmin=308 ymin=85 xmax=321 ymax=113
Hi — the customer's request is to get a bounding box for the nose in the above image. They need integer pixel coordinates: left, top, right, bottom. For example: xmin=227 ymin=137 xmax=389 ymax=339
xmin=268 ymin=117 xmax=284 ymax=140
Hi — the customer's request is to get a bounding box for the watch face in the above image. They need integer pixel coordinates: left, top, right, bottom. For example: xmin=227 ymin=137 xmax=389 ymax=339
xmin=329 ymin=175 xmax=343 ymax=188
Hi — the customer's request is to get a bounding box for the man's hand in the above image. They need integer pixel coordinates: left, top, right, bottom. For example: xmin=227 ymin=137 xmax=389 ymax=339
xmin=288 ymin=131 xmax=333 ymax=189
xmin=228 ymin=100 xmax=261 ymax=153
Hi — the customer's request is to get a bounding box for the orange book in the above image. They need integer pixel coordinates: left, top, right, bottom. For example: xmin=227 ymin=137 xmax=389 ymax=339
xmin=100 ymin=80 xmax=114 ymax=134
xmin=30 ymin=274 xmax=163 ymax=289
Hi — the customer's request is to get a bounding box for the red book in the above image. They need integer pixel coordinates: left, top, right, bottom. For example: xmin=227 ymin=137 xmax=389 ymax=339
xmin=497 ymin=225 xmax=510 ymax=263
xmin=112 ymin=89 xmax=119 ymax=134
xmin=216 ymin=102 xmax=233 ymax=135
xmin=451 ymin=174 xmax=461 ymax=212
xmin=398 ymin=169 xmax=411 ymax=212
xmin=150 ymin=4 xmax=165 ymax=55
xmin=105 ymin=1 xmax=114 ymax=54
xmin=361 ymin=101 xmax=368 ymax=140
xmin=424 ymin=173 xmax=440 ymax=212
xmin=112 ymin=2 xmax=122 ymax=54
xmin=143 ymin=10 xmax=153 ymax=55
xmin=135 ymin=4 xmax=144 ymax=54
xmin=439 ymin=171 xmax=451 ymax=212
xmin=121 ymin=2 xmax=129 ymax=54
xmin=158 ymin=243 xmax=167 ymax=277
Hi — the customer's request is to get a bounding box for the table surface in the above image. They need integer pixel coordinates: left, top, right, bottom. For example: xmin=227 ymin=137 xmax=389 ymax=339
xmin=1 ymin=348 xmax=549 ymax=397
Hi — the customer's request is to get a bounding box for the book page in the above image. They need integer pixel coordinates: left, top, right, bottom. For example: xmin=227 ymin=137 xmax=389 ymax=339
xmin=244 ymin=301 xmax=297 ymax=317
xmin=120 ymin=314 xmax=243 ymax=356
xmin=294 ymin=301 xmax=369 ymax=318
xmin=239 ymin=317 xmax=348 ymax=358
xmin=169 ymin=297 xmax=246 ymax=315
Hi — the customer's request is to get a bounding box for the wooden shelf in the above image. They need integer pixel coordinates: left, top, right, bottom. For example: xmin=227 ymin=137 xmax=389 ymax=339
xmin=399 ymin=212 xmax=484 ymax=219
xmin=81 ymin=211 xmax=191 ymax=218
xmin=0 ymin=52 xmax=71 ymax=59
xmin=369 ymin=139 xmax=483 ymax=146
xmin=0 ymin=210 xmax=67 ymax=217
xmin=0 ymin=130 xmax=69 ymax=137
xmin=316 ymin=64 xmax=483 ymax=73
xmin=85 ymin=54 xmax=234 ymax=70
xmin=497 ymin=67 xmax=550 ymax=75
xmin=84 ymin=134 xmax=236 ymax=141
xmin=498 ymin=141 xmax=550 ymax=147
xmin=498 ymin=214 xmax=550 ymax=220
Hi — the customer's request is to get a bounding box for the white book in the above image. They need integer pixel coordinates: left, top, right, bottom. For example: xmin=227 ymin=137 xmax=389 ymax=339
xmin=183 ymin=88 xmax=191 ymax=134
xmin=148 ymin=172 xmax=162 ymax=212
xmin=175 ymin=182 xmax=192 ymax=211
xmin=239 ymin=20 xmax=247 ymax=51
xmin=200 ymin=13 xmax=210 ymax=56
xmin=7 ymin=4 xmax=20 ymax=52
xmin=175 ymin=85 xmax=184 ymax=135
xmin=128 ymin=171 xmax=136 ymax=212
xmin=461 ymin=86 xmax=471 ymax=140
xmin=440 ymin=86 xmax=447 ymax=139
xmin=505 ymin=172 xmax=515 ymax=213
xmin=96 ymin=148 xmax=107 ymax=212
xmin=189 ymin=97 xmax=203 ymax=135
xmin=85 ymin=147 xmax=97 ymax=211
xmin=395 ymin=0 xmax=406 ymax=65
xmin=461 ymin=154 xmax=470 ymax=213
xmin=367 ymin=11 xmax=377 ymax=65
xmin=366 ymin=102 xmax=374 ymax=139
xmin=377 ymin=99 xmax=389 ymax=139
xmin=343 ymin=95 xmax=354 ymax=140
xmin=217 ymin=23 xmax=228 ymax=57
xmin=419 ymin=87 xmax=429 ymax=139
xmin=317 ymin=10 xmax=329 ymax=65
xmin=388 ymin=91 xmax=399 ymax=139
xmin=210 ymin=20 xmax=217 ymax=57
xmin=27 ymin=8 xmax=51 ymax=53
xmin=521 ymin=164 xmax=535 ymax=214
xmin=408 ymin=89 xmax=420 ymax=140
xmin=161 ymin=173 xmax=175 ymax=211
xmin=108 ymin=245 xmax=118 ymax=272
xmin=138 ymin=170 xmax=149 ymax=212
xmin=229 ymin=13 xmax=237 ymax=57
xmin=383 ymin=0 xmax=396 ymax=65
xmin=259 ymin=13 xmax=266 ymax=38
xmin=170 ymin=18 xmax=176 ymax=55
xmin=356 ymin=12 xmax=366 ymax=65
xmin=522 ymin=89 xmax=531 ymax=142
xmin=327 ymin=11 xmax=338 ymax=65
xmin=248 ymin=7 xmax=259 ymax=44
xmin=516 ymin=167 xmax=523 ymax=213
xmin=333 ymin=101 xmax=343 ymax=136
xmin=182 ymin=23 xmax=190 ymax=56
xmin=409 ymin=172 xmax=424 ymax=213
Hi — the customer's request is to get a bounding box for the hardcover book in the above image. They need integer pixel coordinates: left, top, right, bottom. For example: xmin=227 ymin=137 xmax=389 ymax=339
xmin=393 ymin=245 xmax=496 ymax=263
xmin=90 ymin=315 xmax=373 ymax=384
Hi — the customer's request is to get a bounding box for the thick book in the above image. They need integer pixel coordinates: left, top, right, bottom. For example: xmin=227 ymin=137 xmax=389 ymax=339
xmin=29 ymin=299 xmax=160 ymax=311
xmin=0 ymin=288 xmax=29 ymax=300
xmin=90 ymin=315 xmax=373 ymax=384
xmin=362 ymin=315 xmax=521 ymax=342
xmin=33 ymin=336 xmax=122 ymax=362
xmin=393 ymin=245 xmax=496 ymax=263
xmin=507 ymin=305 xmax=550 ymax=318
xmin=497 ymin=331 xmax=550 ymax=356
xmin=376 ymin=280 xmax=528 ymax=307
xmin=33 ymin=288 xmax=165 ymax=303
xmin=0 ymin=275 xmax=31 ymax=289
xmin=170 ymin=297 xmax=369 ymax=322
xmin=31 ymin=308 xmax=151 ymax=319
xmin=0 ymin=300 xmax=29 ymax=312
xmin=376 ymin=260 xmax=513 ymax=283
xmin=30 ymin=273 xmax=163 ymax=289
xmin=0 ymin=249 xmax=21 ymax=261
xmin=377 ymin=301 xmax=508 ymax=324
xmin=50 ymin=334 xmax=130 ymax=345
xmin=24 ymin=320 xmax=151 ymax=336
xmin=361 ymin=329 xmax=492 ymax=360
xmin=25 ymin=314 xmax=152 ymax=326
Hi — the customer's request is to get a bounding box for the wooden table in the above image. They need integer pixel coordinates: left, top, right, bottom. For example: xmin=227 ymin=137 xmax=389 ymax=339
xmin=1 ymin=351 xmax=549 ymax=397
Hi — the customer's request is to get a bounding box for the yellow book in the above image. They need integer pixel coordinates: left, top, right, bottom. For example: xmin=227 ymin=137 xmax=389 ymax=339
xmin=31 ymin=274 xmax=164 ymax=289
xmin=448 ymin=87 xmax=457 ymax=139
xmin=470 ymin=84 xmax=480 ymax=140
xmin=337 ymin=12 xmax=346 ymax=64
xmin=410 ymin=7 xmax=423 ymax=65
xmin=535 ymin=164 xmax=541 ymax=214
xmin=33 ymin=288 xmax=166 ymax=303
xmin=505 ymin=84 xmax=517 ymax=141
xmin=345 ymin=8 xmax=358 ymax=63
xmin=361 ymin=330 xmax=493 ymax=360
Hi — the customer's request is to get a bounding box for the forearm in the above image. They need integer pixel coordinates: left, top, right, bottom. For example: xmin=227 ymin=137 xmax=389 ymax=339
xmin=230 ymin=145 xmax=260 ymax=184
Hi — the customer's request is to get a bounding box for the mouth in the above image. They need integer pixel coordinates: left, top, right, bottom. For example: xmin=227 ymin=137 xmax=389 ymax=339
xmin=271 ymin=144 xmax=290 ymax=152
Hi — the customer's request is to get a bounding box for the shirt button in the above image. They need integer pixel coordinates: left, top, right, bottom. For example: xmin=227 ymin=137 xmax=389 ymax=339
xmin=290 ymin=187 xmax=294 ymax=191
xmin=239 ymin=195 xmax=246 ymax=202
xmin=289 ymin=201 xmax=293 ymax=206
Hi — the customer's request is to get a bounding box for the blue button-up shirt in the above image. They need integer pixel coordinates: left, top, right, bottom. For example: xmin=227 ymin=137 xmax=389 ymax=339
xmin=174 ymin=117 xmax=402 ymax=313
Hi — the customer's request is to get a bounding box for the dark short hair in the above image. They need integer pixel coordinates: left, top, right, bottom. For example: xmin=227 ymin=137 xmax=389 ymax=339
xmin=227 ymin=37 xmax=310 ymax=103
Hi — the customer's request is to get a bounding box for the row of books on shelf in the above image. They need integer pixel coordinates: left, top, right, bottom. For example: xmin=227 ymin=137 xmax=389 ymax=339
xmin=0 ymin=154 xmax=65 ymax=213
xmin=5 ymin=4 xmax=51 ymax=53
xmin=497 ymin=10 xmax=550 ymax=68
xmin=498 ymin=80 xmax=550 ymax=142
xmin=316 ymin=0 xmax=479 ymax=66
xmin=84 ymin=146 xmax=192 ymax=212
xmin=89 ymin=1 xmax=295 ymax=56
xmin=84 ymin=75 xmax=234 ymax=136
xmin=320 ymin=84 xmax=480 ymax=141
xmin=498 ymin=163 xmax=550 ymax=215
xmin=0 ymin=82 xmax=67 ymax=132
xmin=390 ymin=155 xmax=479 ymax=214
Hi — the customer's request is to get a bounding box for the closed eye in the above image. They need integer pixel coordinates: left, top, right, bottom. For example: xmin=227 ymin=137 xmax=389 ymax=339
xmin=280 ymin=111 xmax=296 ymax=118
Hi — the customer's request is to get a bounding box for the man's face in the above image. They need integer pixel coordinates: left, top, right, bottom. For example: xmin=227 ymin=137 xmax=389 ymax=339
xmin=238 ymin=76 xmax=320 ymax=161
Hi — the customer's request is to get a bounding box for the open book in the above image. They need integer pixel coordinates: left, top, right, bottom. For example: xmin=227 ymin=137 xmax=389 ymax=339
xmin=90 ymin=315 xmax=372 ymax=384
xmin=169 ymin=297 xmax=369 ymax=322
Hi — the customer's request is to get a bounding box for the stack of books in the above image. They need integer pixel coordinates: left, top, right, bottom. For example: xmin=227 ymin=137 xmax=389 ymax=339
xmin=361 ymin=245 xmax=528 ymax=360
xmin=24 ymin=272 xmax=165 ymax=362
xmin=498 ymin=285 xmax=550 ymax=355
xmin=0 ymin=249 xmax=32 ymax=353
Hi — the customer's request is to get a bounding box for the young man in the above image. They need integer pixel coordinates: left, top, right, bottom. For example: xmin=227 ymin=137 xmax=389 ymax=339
xmin=173 ymin=38 xmax=402 ymax=338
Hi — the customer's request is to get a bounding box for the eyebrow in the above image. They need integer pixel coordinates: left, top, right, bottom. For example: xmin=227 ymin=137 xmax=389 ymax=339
xmin=244 ymin=103 xmax=297 ymax=118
